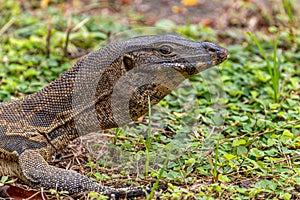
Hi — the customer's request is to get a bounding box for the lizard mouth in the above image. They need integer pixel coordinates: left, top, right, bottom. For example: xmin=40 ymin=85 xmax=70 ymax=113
xmin=160 ymin=55 xmax=225 ymax=77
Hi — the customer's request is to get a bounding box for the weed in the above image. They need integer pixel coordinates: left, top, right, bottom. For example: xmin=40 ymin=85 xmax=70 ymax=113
xmin=247 ymin=32 xmax=281 ymax=102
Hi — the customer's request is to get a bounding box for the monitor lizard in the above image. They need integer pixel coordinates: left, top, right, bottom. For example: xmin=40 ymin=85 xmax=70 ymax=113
xmin=0 ymin=34 xmax=228 ymax=198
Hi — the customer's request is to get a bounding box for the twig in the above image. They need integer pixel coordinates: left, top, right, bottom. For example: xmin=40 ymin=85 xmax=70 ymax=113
xmin=63 ymin=15 xmax=73 ymax=58
xmin=46 ymin=22 xmax=52 ymax=58
xmin=0 ymin=18 xmax=14 ymax=36
xmin=25 ymin=190 xmax=43 ymax=200
xmin=63 ymin=16 xmax=90 ymax=58
xmin=72 ymin=17 xmax=90 ymax=32
xmin=101 ymin=133 xmax=140 ymax=141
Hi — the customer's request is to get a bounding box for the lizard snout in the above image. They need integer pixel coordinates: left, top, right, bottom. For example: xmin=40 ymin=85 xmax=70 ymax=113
xmin=202 ymin=42 xmax=229 ymax=65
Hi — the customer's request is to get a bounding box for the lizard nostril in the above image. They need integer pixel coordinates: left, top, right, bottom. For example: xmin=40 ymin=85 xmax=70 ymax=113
xmin=207 ymin=48 xmax=216 ymax=53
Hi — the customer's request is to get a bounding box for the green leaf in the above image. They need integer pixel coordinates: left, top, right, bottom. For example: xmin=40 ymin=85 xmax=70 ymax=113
xmin=23 ymin=67 xmax=39 ymax=79
xmin=280 ymin=193 xmax=292 ymax=200
xmin=250 ymin=148 xmax=265 ymax=158
xmin=233 ymin=139 xmax=247 ymax=147
xmin=269 ymin=103 xmax=280 ymax=109
xmin=166 ymin=171 xmax=182 ymax=180
xmin=223 ymin=153 xmax=236 ymax=160
xmin=185 ymin=158 xmax=196 ymax=165
xmin=218 ymin=174 xmax=231 ymax=182
xmin=1 ymin=176 xmax=8 ymax=184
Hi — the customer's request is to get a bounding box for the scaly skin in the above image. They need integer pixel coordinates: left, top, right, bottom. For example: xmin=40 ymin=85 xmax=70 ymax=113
xmin=0 ymin=34 xmax=228 ymax=198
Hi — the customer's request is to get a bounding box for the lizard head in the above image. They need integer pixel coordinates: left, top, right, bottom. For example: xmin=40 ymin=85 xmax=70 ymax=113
xmin=121 ymin=34 xmax=228 ymax=78
xmin=106 ymin=34 xmax=228 ymax=125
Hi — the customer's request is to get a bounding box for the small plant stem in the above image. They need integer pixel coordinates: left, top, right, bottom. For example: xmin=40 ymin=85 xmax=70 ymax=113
xmin=147 ymin=144 xmax=172 ymax=200
xmin=145 ymin=96 xmax=152 ymax=178
xmin=114 ymin=128 xmax=122 ymax=145
xmin=213 ymin=134 xmax=220 ymax=182
xmin=272 ymin=34 xmax=279 ymax=102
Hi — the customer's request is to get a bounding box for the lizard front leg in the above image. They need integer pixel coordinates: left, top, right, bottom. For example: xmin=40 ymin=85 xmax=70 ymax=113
xmin=19 ymin=149 xmax=147 ymax=198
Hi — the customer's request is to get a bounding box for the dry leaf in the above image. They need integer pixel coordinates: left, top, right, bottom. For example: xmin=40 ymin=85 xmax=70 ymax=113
xmin=0 ymin=185 xmax=47 ymax=200
xmin=40 ymin=0 xmax=50 ymax=9
xmin=181 ymin=0 xmax=198 ymax=6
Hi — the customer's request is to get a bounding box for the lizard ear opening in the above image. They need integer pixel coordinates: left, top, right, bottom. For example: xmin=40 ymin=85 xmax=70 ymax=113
xmin=123 ymin=55 xmax=134 ymax=71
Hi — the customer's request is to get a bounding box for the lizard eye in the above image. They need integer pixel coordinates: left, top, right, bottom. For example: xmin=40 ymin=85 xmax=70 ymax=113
xmin=123 ymin=55 xmax=134 ymax=71
xmin=158 ymin=45 xmax=173 ymax=55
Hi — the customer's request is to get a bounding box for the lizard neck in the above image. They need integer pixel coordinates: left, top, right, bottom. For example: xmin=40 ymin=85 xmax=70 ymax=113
xmin=18 ymin=46 xmax=126 ymax=140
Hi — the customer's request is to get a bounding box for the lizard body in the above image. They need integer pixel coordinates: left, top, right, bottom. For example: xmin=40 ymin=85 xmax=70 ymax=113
xmin=0 ymin=34 xmax=228 ymax=198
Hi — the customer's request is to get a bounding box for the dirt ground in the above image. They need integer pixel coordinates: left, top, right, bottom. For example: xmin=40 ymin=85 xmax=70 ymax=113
xmin=89 ymin=0 xmax=284 ymax=31
xmin=19 ymin=0 xmax=296 ymax=39
xmin=132 ymin=0 xmax=271 ymax=27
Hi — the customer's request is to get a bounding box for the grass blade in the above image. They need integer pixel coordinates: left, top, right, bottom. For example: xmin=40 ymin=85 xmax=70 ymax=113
xmin=247 ymin=32 xmax=281 ymax=102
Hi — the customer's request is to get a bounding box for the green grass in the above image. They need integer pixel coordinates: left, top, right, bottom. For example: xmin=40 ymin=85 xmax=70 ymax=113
xmin=1 ymin=1 xmax=300 ymax=199
xmin=281 ymin=0 xmax=297 ymax=40
xmin=281 ymin=0 xmax=295 ymax=25
xmin=246 ymin=32 xmax=281 ymax=102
